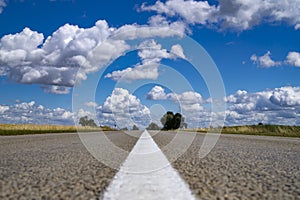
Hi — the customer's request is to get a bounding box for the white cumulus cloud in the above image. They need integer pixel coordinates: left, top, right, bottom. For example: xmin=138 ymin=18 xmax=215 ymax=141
xmin=170 ymin=44 xmax=186 ymax=59
xmin=286 ymin=52 xmax=300 ymax=67
xmin=146 ymin=85 xmax=168 ymax=100
xmin=0 ymin=101 xmax=75 ymax=124
xmin=0 ymin=21 xmax=113 ymax=89
xmin=85 ymin=101 xmax=98 ymax=107
xmin=97 ymin=88 xmax=151 ymax=128
xmin=148 ymin=85 xmax=300 ymax=127
xmin=0 ymin=101 xmax=99 ymax=125
xmin=105 ymin=40 xmax=185 ymax=81
xmin=251 ymin=51 xmax=300 ymax=68
xmin=270 ymin=87 xmax=300 ymax=107
xmin=0 ymin=20 xmax=186 ymax=93
xmin=1 ymin=86 xmax=299 ymax=127
xmin=105 ymin=63 xmax=160 ymax=82
xmin=0 ymin=105 xmax=9 ymax=113
xmin=225 ymin=86 xmax=300 ymax=125
xmin=142 ymin=0 xmax=300 ymax=31
xmin=147 ymin=86 xmax=205 ymax=127
xmin=142 ymin=0 xmax=218 ymax=25
xmin=250 ymin=51 xmax=281 ymax=68
xmin=0 ymin=0 xmax=7 ymax=14
xmin=42 ymin=85 xmax=71 ymax=95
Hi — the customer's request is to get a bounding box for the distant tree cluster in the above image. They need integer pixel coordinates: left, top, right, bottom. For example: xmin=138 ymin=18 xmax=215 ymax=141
xmin=132 ymin=125 xmax=139 ymax=130
xmin=79 ymin=116 xmax=97 ymax=127
xmin=80 ymin=112 xmax=187 ymax=131
xmin=160 ymin=111 xmax=186 ymax=130
xmin=146 ymin=122 xmax=161 ymax=130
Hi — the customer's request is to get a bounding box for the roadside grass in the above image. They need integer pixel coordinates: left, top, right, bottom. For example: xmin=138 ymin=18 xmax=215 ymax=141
xmin=0 ymin=124 xmax=116 ymax=136
xmin=2 ymin=124 xmax=300 ymax=137
xmin=196 ymin=125 xmax=300 ymax=138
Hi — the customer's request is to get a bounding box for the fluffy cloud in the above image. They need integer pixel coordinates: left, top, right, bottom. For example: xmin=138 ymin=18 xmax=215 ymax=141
xmin=146 ymin=85 xmax=168 ymax=100
xmin=251 ymin=51 xmax=300 ymax=68
xmin=105 ymin=63 xmax=160 ymax=81
xmin=148 ymin=86 xmax=300 ymax=127
xmin=147 ymin=86 xmax=206 ymax=127
xmin=0 ymin=101 xmax=99 ymax=125
xmin=142 ymin=0 xmax=300 ymax=31
xmin=0 ymin=101 xmax=75 ymax=124
xmin=1 ymin=86 xmax=299 ymax=127
xmin=270 ymin=87 xmax=300 ymax=107
xmin=170 ymin=44 xmax=186 ymax=59
xmin=147 ymin=86 xmax=203 ymax=103
xmin=142 ymin=0 xmax=218 ymax=25
xmin=0 ymin=21 xmax=112 ymax=89
xmin=85 ymin=101 xmax=98 ymax=107
xmin=138 ymin=39 xmax=172 ymax=62
xmin=42 ymin=85 xmax=71 ymax=94
xmin=250 ymin=51 xmax=281 ymax=68
xmin=105 ymin=40 xmax=185 ymax=81
xmin=0 ymin=105 xmax=9 ymax=113
xmin=112 ymin=21 xmax=185 ymax=40
xmin=207 ymin=86 xmax=300 ymax=126
xmin=97 ymin=88 xmax=151 ymax=128
xmin=170 ymin=91 xmax=206 ymax=127
xmin=217 ymin=0 xmax=300 ymax=31
xmin=0 ymin=0 xmax=6 ymax=14
xmin=286 ymin=52 xmax=300 ymax=67
xmin=226 ymin=86 xmax=300 ymax=125
xmin=0 ymin=20 xmax=185 ymax=93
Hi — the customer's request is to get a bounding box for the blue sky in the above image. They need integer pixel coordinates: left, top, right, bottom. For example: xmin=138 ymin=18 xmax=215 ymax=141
xmin=0 ymin=0 xmax=299 ymax=128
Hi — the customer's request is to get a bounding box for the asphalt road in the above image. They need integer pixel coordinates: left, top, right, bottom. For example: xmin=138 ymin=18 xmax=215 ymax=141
xmin=0 ymin=131 xmax=299 ymax=199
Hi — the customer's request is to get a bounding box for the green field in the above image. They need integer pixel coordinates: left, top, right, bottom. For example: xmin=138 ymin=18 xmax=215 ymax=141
xmin=0 ymin=124 xmax=116 ymax=136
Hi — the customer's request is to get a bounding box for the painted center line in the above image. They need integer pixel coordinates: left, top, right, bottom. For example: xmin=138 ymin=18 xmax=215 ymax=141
xmin=103 ymin=130 xmax=196 ymax=200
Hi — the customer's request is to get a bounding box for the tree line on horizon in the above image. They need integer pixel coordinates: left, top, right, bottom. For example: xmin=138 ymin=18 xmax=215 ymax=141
xmin=79 ymin=111 xmax=187 ymax=131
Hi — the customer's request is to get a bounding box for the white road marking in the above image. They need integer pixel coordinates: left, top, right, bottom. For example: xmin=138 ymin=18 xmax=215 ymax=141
xmin=103 ymin=130 xmax=196 ymax=200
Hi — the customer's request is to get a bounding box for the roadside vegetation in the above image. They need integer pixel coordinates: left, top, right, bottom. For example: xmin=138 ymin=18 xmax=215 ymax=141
xmin=156 ymin=111 xmax=300 ymax=138
xmin=2 ymin=113 xmax=300 ymax=137
xmin=197 ymin=124 xmax=300 ymax=138
xmin=146 ymin=122 xmax=161 ymax=130
xmin=0 ymin=124 xmax=116 ymax=135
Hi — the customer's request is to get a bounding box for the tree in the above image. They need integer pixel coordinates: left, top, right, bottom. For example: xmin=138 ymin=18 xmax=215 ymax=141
xmin=146 ymin=122 xmax=161 ymax=130
xmin=160 ymin=111 xmax=185 ymax=130
xmin=132 ymin=125 xmax=139 ymax=130
xmin=161 ymin=111 xmax=174 ymax=130
xmin=173 ymin=113 xmax=184 ymax=129
xmin=79 ymin=116 xmax=97 ymax=127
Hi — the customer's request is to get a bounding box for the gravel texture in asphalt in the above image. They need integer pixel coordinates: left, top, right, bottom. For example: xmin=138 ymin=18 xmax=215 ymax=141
xmin=1 ymin=131 xmax=300 ymax=199
xmin=152 ymin=131 xmax=300 ymax=200
xmin=0 ymin=132 xmax=139 ymax=199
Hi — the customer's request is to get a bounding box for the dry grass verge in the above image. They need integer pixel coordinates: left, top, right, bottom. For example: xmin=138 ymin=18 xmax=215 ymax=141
xmin=196 ymin=125 xmax=300 ymax=138
xmin=0 ymin=124 xmax=116 ymax=136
